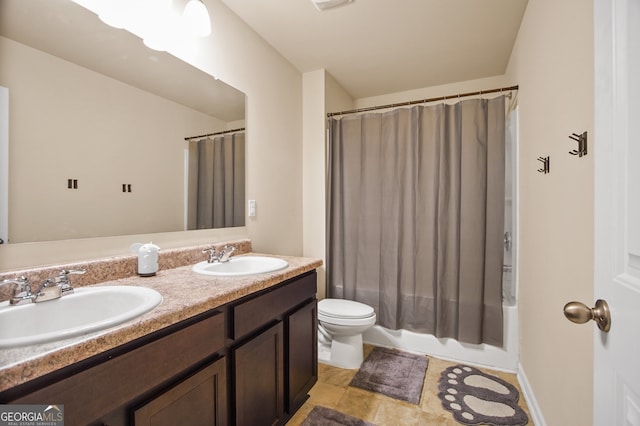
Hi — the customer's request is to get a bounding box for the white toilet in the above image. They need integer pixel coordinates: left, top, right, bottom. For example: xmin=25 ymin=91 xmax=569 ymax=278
xmin=317 ymin=298 xmax=377 ymax=369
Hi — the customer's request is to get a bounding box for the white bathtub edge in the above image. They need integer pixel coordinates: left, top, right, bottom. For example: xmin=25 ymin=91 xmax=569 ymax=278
xmin=362 ymin=305 xmax=519 ymax=372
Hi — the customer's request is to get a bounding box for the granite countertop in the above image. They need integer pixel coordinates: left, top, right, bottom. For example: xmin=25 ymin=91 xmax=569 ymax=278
xmin=0 ymin=252 xmax=322 ymax=393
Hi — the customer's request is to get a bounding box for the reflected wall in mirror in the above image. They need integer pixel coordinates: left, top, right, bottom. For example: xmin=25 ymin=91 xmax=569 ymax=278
xmin=0 ymin=0 xmax=246 ymax=244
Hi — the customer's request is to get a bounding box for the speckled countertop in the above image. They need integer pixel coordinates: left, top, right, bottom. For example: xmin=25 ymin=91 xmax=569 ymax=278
xmin=0 ymin=240 xmax=322 ymax=393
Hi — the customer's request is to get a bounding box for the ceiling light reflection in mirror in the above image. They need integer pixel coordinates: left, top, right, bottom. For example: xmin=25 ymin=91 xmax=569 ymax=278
xmin=72 ymin=0 xmax=212 ymax=52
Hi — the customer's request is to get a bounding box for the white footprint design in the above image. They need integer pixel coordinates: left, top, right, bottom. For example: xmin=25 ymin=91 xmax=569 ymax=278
xmin=437 ymin=365 xmax=529 ymax=425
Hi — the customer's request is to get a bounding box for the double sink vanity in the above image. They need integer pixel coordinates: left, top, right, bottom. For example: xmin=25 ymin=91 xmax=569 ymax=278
xmin=0 ymin=239 xmax=322 ymax=426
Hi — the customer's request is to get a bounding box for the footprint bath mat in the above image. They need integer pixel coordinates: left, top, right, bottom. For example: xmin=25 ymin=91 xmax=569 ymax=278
xmin=437 ymin=365 xmax=529 ymax=425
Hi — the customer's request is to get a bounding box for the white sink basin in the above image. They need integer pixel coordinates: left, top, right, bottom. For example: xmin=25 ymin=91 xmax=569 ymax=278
xmin=192 ymin=256 xmax=289 ymax=276
xmin=0 ymin=286 xmax=162 ymax=348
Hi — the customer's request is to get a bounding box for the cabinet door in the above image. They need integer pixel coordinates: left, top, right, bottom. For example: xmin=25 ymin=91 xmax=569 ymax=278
xmin=287 ymin=299 xmax=317 ymax=413
xmin=133 ymin=357 xmax=227 ymax=426
xmin=234 ymin=322 xmax=284 ymax=426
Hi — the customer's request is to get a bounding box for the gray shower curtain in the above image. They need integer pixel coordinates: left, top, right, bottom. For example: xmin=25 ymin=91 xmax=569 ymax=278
xmin=187 ymin=132 xmax=245 ymax=229
xmin=326 ymin=97 xmax=505 ymax=346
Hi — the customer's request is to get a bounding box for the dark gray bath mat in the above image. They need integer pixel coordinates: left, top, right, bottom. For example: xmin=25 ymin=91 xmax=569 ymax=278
xmin=438 ymin=365 xmax=529 ymax=425
xmin=349 ymin=346 xmax=428 ymax=404
xmin=301 ymin=406 xmax=376 ymax=426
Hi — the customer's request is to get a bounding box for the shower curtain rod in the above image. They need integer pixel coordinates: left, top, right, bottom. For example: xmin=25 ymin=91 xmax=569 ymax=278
xmin=327 ymin=85 xmax=519 ymax=117
xmin=184 ymin=127 xmax=245 ymax=141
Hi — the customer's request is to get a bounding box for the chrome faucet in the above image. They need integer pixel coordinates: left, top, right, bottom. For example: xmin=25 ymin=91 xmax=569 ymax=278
xmin=1 ymin=276 xmax=33 ymax=305
xmin=34 ymin=269 xmax=85 ymax=302
xmin=202 ymin=247 xmax=222 ymax=263
xmin=33 ymin=278 xmax=62 ymax=303
xmin=202 ymin=245 xmax=237 ymax=263
xmin=218 ymin=245 xmax=236 ymax=263
xmin=1 ymin=269 xmax=85 ymax=306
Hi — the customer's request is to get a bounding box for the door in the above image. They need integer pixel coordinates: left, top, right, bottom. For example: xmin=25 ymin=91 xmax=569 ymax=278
xmin=594 ymin=0 xmax=640 ymax=423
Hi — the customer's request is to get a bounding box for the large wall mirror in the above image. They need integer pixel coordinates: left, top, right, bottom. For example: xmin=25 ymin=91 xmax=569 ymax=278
xmin=0 ymin=0 xmax=246 ymax=244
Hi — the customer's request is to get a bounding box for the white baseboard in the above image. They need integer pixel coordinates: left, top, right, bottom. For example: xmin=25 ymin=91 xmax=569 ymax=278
xmin=517 ymin=362 xmax=546 ymax=426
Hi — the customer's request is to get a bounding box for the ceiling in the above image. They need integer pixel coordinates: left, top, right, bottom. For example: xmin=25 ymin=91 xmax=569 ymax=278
xmin=220 ymin=0 xmax=528 ymax=99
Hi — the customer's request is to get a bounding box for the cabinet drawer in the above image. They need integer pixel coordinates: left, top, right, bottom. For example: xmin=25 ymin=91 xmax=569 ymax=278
xmin=13 ymin=312 xmax=226 ymax=425
xmin=233 ymin=272 xmax=316 ymax=339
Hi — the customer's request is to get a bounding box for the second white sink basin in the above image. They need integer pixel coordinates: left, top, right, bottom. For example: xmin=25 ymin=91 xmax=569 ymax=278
xmin=192 ymin=256 xmax=289 ymax=276
xmin=0 ymin=286 xmax=163 ymax=348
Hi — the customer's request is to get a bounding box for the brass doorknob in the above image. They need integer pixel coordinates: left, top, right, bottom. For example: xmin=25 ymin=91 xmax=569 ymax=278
xmin=563 ymin=299 xmax=611 ymax=332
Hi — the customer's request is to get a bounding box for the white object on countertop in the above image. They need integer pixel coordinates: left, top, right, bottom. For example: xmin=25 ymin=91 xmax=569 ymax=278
xmin=130 ymin=242 xmax=160 ymax=276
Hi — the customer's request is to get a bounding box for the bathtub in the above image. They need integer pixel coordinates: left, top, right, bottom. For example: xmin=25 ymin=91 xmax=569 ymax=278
xmin=362 ymin=303 xmax=519 ymax=372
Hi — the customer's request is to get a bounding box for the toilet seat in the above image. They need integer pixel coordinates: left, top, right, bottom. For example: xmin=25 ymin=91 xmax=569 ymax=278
xmin=317 ymin=298 xmax=376 ymax=369
xmin=318 ymin=298 xmax=375 ymax=319
xmin=318 ymin=298 xmax=376 ymax=326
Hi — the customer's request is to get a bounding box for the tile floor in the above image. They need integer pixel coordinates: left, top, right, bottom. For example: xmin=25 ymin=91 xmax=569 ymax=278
xmin=286 ymin=345 xmax=533 ymax=426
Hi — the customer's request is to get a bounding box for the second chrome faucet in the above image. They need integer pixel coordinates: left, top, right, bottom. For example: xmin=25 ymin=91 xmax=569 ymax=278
xmin=202 ymin=245 xmax=237 ymax=263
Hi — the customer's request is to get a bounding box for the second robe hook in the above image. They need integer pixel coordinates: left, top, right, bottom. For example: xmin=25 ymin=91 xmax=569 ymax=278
xmin=537 ymin=156 xmax=550 ymax=174
xmin=569 ymin=131 xmax=588 ymax=157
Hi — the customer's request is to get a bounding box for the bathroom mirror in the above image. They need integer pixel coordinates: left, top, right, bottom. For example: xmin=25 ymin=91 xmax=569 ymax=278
xmin=0 ymin=0 xmax=246 ymax=243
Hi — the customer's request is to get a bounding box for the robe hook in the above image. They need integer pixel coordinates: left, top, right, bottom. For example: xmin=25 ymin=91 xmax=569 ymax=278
xmin=569 ymin=131 xmax=588 ymax=157
xmin=537 ymin=156 xmax=550 ymax=174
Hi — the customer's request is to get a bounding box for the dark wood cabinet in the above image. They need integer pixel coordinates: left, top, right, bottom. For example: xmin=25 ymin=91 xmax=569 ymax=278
xmin=234 ymin=322 xmax=284 ymax=426
xmin=4 ymin=312 xmax=226 ymax=426
xmin=0 ymin=270 xmax=317 ymax=426
xmin=133 ymin=357 xmax=227 ymax=426
xmin=287 ymin=299 xmax=317 ymax=413
xmin=232 ymin=272 xmax=318 ymax=425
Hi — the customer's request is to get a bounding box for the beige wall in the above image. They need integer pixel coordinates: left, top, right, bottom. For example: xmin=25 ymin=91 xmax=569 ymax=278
xmin=505 ymin=0 xmax=594 ymax=424
xmin=0 ymin=0 xmax=303 ymax=270
xmin=302 ymin=70 xmax=327 ymax=297
xmin=197 ymin=0 xmax=303 ymax=259
xmin=325 ymin=72 xmax=354 ymax=114
xmin=302 ymin=69 xmax=353 ymax=299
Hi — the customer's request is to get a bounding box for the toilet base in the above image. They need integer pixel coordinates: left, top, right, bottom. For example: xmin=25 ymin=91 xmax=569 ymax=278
xmin=317 ymin=333 xmax=364 ymax=369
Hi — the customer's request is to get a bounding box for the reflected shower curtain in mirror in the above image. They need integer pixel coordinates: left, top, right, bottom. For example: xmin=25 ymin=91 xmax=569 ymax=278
xmin=326 ymin=97 xmax=505 ymax=346
xmin=187 ymin=132 xmax=245 ymax=229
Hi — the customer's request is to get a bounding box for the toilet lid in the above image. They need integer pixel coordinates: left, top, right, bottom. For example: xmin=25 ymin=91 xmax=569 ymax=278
xmin=318 ymin=298 xmax=375 ymax=319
